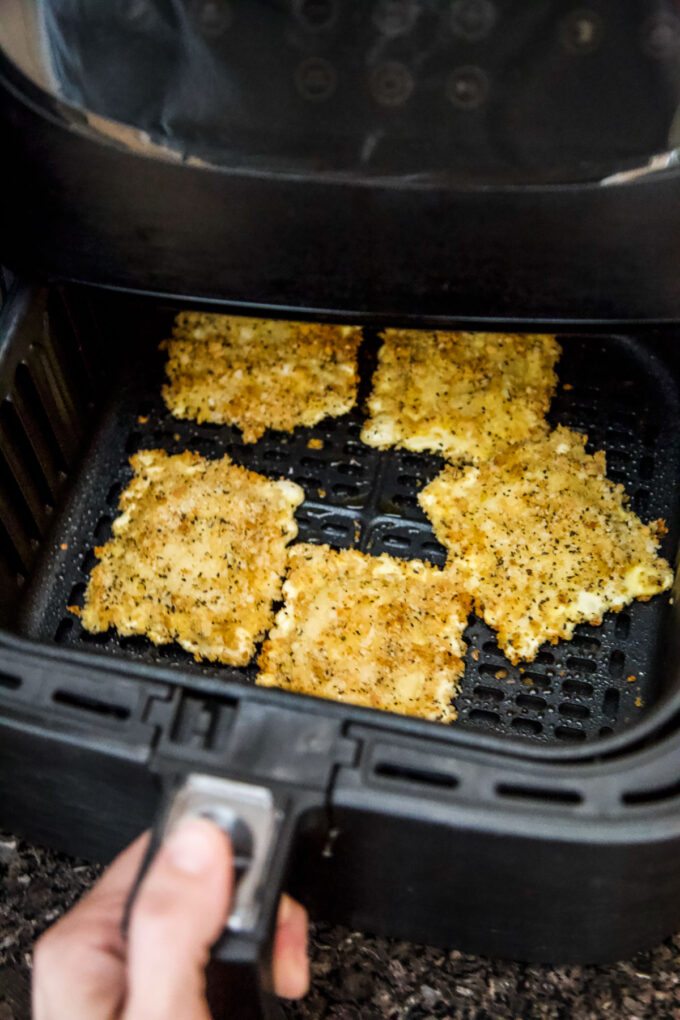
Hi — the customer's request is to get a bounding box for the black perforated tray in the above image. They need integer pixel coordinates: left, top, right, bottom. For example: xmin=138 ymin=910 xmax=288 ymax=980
xmin=17 ymin=325 xmax=680 ymax=744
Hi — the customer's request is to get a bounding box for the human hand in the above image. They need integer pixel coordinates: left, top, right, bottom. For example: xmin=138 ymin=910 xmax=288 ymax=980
xmin=32 ymin=818 xmax=309 ymax=1019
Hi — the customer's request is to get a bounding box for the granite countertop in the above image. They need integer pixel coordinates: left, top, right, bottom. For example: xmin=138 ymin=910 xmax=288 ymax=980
xmin=2 ymin=832 xmax=680 ymax=1019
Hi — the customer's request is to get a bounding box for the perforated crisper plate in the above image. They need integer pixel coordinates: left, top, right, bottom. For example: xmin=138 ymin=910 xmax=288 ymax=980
xmin=20 ymin=328 xmax=680 ymax=744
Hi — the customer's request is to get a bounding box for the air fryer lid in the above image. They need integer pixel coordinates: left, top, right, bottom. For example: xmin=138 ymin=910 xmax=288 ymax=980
xmin=2 ymin=1 xmax=680 ymax=321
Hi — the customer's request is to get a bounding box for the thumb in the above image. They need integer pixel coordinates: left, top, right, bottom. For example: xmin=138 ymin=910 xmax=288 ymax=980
xmin=122 ymin=817 xmax=232 ymax=1020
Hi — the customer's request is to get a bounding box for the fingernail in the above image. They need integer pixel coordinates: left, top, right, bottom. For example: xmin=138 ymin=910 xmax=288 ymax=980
xmin=165 ymin=816 xmax=217 ymax=875
xmin=278 ymin=894 xmax=294 ymax=925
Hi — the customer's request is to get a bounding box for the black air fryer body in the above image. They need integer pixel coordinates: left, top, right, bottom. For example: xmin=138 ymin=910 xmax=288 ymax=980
xmin=2 ymin=2 xmax=680 ymax=1015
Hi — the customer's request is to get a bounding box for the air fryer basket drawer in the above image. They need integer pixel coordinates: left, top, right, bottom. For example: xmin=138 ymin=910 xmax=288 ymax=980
xmin=3 ymin=281 xmax=680 ymax=970
xmin=1 ymin=283 xmax=679 ymax=746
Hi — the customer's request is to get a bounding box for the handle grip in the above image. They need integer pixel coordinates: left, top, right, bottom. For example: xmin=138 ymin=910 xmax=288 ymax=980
xmin=125 ymin=773 xmax=294 ymax=1020
xmin=206 ymin=930 xmax=278 ymax=1020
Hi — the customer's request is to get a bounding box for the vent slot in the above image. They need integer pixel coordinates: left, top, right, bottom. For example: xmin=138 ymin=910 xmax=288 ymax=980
xmin=478 ymin=663 xmax=512 ymax=680
xmin=615 ymin=613 xmax=631 ymax=638
xmin=0 ymin=398 xmax=54 ymax=513
xmin=482 ymin=641 xmax=506 ymax=659
xmin=68 ymin=582 xmax=86 ymax=608
xmin=52 ymin=689 xmax=130 ymax=721
xmin=82 ymin=549 xmax=99 ymax=574
xmin=47 ymin=290 xmax=102 ymax=421
xmin=566 ymin=656 xmax=597 ymax=674
xmin=570 ymin=634 xmax=601 ymax=653
xmin=562 ymin=678 xmax=593 ymax=698
xmin=94 ymin=516 xmax=113 ymax=542
xmin=603 ymin=687 xmax=620 ymax=721
xmin=321 ymin=520 xmax=352 ymax=540
xmin=468 ymin=708 xmax=501 ymax=727
xmin=0 ymin=430 xmax=45 ymax=540
xmin=381 ymin=533 xmax=411 ymax=551
xmin=554 ymin=725 xmax=587 ymax=742
xmin=559 ymin=702 xmax=590 ymax=720
xmin=0 ymin=671 xmax=21 ymax=690
xmin=374 ymin=762 xmax=459 ymax=790
xmin=54 ymin=618 xmax=74 ymax=643
xmin=623 ymin=779 xmax=680 ymax=806
xmin=391 ymin=493 xmax=419 ymax=511
xmin=420 ymin=540 xmax=445 ymax=556
xmin=0 ymin=515 xmax=26 ymax=577
xmin=511 ymin=717 xmax=542 ymax=736
xmin=107 ymin=482 xmax=123 ymax=507
xmin=14 ymin=362 xmax=69 ymax=480
xmin=0 ymin=447 xmax=40 ymax=569
xmin=27 ymin=346 xmax=82 ymax=465
xmin=497 ymin=783 xmax=582 ymax=805
xmin=473 ymin=685 xmax=504 ymax=702
xmin=521 ymin=671 xmax=552 ymax=690
xmin=609 ymin=650 xmax=625 ymax=678
xmin=516 ymin=693 xmax=547 ymax=711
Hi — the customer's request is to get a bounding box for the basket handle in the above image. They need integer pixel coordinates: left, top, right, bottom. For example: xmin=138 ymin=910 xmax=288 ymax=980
xmin=125 ymin=773 xmax=293 ymax=1020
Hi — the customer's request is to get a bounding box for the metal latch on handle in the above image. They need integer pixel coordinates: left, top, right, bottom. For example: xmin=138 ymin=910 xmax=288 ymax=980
xmin=163 ymin=773 xmax=281 ymax=933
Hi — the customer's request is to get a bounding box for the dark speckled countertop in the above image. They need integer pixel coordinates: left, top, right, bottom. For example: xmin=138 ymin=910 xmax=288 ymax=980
xmin=2 ymin=832 xmax=680 ymax=1019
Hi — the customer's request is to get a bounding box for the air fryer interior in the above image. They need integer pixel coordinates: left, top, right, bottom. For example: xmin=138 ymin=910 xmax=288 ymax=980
xmin=1 ymin=285 xmax=679 ymax=746
xmin=5 ymin=0 xmax=680 ymax=186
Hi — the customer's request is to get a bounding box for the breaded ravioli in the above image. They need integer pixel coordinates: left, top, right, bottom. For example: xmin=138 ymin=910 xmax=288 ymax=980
xmin=361 ymin=329 xmax=561 ymax=461
xmin=161 ymin=312 xmax=362 ymax=442
xmin=419 ymin=426 xmax=673 ymax=664
xmin=257 ymin=544 xmax=471 ymax=722
xmin=80 ymin=450 xmax=303 ymax=664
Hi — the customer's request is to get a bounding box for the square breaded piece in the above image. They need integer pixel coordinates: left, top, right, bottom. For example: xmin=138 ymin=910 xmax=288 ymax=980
xmin=257 ymin=544 xmax=471 ymax=722
xmin=80 ymin=450 xmax=304 ymax=664
xmin=419 ymin=426 xmax=673 ymax=665
xmin=361 ymin=329 xmax=561 ymax=461
xmin=161 ymin=312 xmax=362 ymax=442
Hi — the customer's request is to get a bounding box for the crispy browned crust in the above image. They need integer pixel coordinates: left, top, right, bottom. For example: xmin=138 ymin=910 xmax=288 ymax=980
xmin=81 ymin=449 xmax=304 ymax=664
xmin=361 ymin=329 xmax=561 ymax=461
xmin=419 ymin=426 xmax=674 ymax=664
xmin=161 ymin=312 xmax=362 ymax=442
xmin=257 ymin=544 xmax=471 ymax=722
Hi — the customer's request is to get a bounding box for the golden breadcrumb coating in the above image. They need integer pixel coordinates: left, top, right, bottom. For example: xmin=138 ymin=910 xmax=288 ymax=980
xmin=419 ymin=426 xmax=673 ymax=664
xmin=80 ymin=450 xmax=303 ymax=664
xmin=361 ymin=329 xmax=561 ymax=461
xmin=161 ymin=312 xmax=362 ymax=442
xmin=257 ymin=544 xmax=471 ymax=722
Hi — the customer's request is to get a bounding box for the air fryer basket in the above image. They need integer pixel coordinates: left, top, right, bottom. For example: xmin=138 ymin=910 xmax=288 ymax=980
xmin=2 ymin=284 xmax=679 ymax=745
xmin=4 ymin=282 xmax=680 ymax=979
